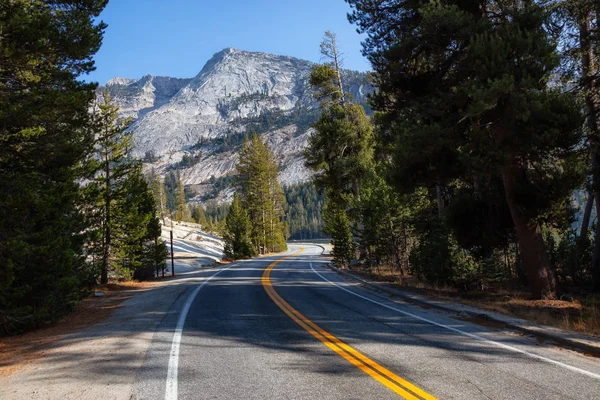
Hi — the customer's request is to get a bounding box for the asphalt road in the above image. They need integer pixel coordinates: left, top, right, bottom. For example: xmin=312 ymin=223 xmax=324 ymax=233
xmin=133 ymin=244 xmax=600 ymax=399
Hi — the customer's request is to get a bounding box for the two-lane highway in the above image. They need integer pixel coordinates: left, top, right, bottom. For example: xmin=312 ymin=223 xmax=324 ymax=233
xmin=133 ymin=245 xmax=600 ymax=399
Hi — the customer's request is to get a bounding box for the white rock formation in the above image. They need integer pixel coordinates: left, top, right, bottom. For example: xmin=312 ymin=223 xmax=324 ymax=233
xmin=100 ymin=48 xmax=371 ymax=200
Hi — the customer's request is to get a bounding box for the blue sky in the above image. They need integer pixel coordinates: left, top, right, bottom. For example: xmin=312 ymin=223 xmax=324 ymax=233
xmin=86 ymin=0 xmax=370 ymax=84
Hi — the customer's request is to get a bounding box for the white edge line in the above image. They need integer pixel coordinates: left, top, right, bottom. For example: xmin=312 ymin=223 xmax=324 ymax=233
xmin=165 ymin=265 xmax=235 ymax=400
xmin=309 ymin=259 xmax=600 ymax=381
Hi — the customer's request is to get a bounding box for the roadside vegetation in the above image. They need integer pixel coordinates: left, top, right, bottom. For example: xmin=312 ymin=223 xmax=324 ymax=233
xmin=0 ymin=1 xmax=167 ymax=335
xmin=284 ymin=182 xmax=326 ymax=240
xmin=2 ymin=0 xmax=599 ymax=339
xmin=304 ymin=0 xmax=600 ymax=326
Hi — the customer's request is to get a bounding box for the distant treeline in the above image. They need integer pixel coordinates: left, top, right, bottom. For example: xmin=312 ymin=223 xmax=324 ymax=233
xmin=284 ymin=182 xmax=326 ymax=240
xmin=195 ymin=180 xmax=327 ymax=241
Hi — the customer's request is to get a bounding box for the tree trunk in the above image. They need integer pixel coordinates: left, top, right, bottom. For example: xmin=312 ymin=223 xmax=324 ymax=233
xmin=436 ymin=185 xmax=444 ymax=217
xmin=101 ymin=162 xmax=111 ymax=285
xmin=332 ymin=37 xmax=345 ymax=108
xmin=387 ymin=210 xmax=403 ymax=278
xmin=579 ymin=13 xmax=600 ymax=289
xmin=262 ymin=208 xmax=266 ymax=255
xmin=155 ymin=236 xmax=159 ymax=278
xmin=271 ymin=208 xmax=275 ymax=253
xmin=580 ymin=14 xmax=598 ymax=144
xmin=502 ymin=161 xmax=557 ymax=299
xmin=580 ymin=192 xmax=594 ymax=240
xmin=593 ymin=194 xmax=600 ymax=289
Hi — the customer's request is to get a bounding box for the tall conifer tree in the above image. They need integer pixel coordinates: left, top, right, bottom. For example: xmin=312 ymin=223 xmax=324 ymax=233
xmin=149 ymin=169 xmax=168 ymax=225
xmin=175 ymin=177 xmax=189 ymax=222
xmin=191 ymin=204 xmax=208 ymax=227
xmin=89 ymin=92 xmax=135 ymax=284
xmin=558 ymin=0 xmax=600 ymax=285
xmin=223 ymin=193 xmax=255 ymax=259
xmin=235 ymin=135 xmax=287 ymax=254
xmin=347 ymin=0 xmax=584 ymax=298
xmin=305 ymin=31 xmax=374 ymax=265
xmin=0 ymin=0 xmax=107 ymax=331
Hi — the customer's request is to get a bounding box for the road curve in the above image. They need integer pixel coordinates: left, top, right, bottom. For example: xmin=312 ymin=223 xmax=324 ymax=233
xmin=133 ymin=244 xmax=600 ymax=399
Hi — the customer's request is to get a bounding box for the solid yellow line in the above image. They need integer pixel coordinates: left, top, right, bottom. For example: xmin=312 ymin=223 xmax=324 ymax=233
xmin=262 ymin=249 xmax=437 ymax=400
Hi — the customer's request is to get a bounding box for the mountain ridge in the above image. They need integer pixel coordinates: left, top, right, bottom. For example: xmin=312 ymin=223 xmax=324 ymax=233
xmin=99 ymin=48 xmax=372 ymax=202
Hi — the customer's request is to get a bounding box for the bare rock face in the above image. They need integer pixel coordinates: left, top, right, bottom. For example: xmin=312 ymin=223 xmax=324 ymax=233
xmin=100 ymin=48 xmax=371 ymax=201
xmin=99 ymin=75 xmax=192 ymax=120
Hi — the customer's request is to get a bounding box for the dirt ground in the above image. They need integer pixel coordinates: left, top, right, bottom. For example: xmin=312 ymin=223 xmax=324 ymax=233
xmin=0 ymin=280 xmax=160 ymax=377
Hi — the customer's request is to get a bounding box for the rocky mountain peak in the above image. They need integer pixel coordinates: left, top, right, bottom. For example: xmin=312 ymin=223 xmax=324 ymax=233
xmin=106 ymin=77 xmax=137 ymax=86
xmin=101 ymin=49 xmax=372 ymax=202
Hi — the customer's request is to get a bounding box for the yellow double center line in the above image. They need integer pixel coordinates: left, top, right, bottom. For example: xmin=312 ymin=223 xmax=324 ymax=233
xmin=261 ymin=248 xmax=436 ymax=400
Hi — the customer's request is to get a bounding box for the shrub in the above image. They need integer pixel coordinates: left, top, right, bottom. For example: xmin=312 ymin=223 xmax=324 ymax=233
xmin=409 ymin=222 xmax=482 ymax=287
xmin=549 ymin=229 xmax=592 ymax=287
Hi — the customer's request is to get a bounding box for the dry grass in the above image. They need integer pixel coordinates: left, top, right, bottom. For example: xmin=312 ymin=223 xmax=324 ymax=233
xmin=0 ymin=279 xmax=159 ymax=377
xmin=348 ymin=266 xmax=600 ymax=337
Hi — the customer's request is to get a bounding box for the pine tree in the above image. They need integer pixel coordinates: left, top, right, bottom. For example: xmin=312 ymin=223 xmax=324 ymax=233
xmin=348 ymin=0 xmax=585 ymax=299
xmin=144 ymin=214 xmax=169 ymax=279
xmin=306 ymin=32 xmax=374 ymax=201
xmin=116 ymin=164 xmax=167 ymax=280
xmin=175 ymin=177 xmax=189 ymax=222
xmin=149 ymin=169 xmax=168 ymax=224
xmin=558 ymin=0 xmax=600 ymax=286
xmin=267 ymin=152 xmax=288 ymax=252
xmin=358 ymin=170 xmax=415 ymax=276
xmin=112 ymin=164 xmax=158 ymax=278
xmin=236 ymin=135 xmax=287 ymax=254
xmin=87 ymin=97 xmax=166 ymax=282
xmin=191 ymin=204 xmax=207 ymax=227
xmin=88 ymin=91 xmax=135 ymax=284
xmin=305 ymin=31 xmax=374 ymax=265
xmin=0 ymin=0 xmax=107 ymax=332
xmin=322 ymin=192 xmax=355 ymax=265
xmin=223 ymin=193 xmax=255 ymax=260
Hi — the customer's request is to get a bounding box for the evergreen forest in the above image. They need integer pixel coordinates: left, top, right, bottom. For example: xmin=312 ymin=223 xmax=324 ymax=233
xmin=302 ymin=1 xmax=600 ymax=301
xmin=2 ymin=0 xmax=600 ymax=339
xmin=0 ymin=1 xmax=167 ymax=334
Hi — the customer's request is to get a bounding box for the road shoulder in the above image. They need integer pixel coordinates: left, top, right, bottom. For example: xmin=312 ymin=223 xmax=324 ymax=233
xmin=327 ymin=264 xmax=600 ymax=357
xmin=0 ymin=265 xmax=228 ymax=400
